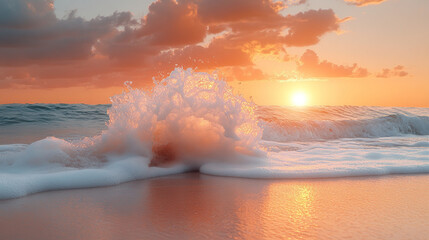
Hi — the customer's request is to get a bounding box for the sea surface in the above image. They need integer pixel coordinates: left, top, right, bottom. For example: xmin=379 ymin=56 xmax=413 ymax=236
xmin=0 ymin=68 xmax=428 ymax=199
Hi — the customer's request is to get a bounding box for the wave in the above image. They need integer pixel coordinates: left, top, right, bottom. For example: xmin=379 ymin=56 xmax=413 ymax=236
xmin=259 ymin=106 xmax=429 ymax=141
xmin=0 ymin=68 xmax=428 ymax=199
xmin=0 ymin=68 xmax=263 ymax=199
xmin=0 ymin=104 xmax=109 ymax=126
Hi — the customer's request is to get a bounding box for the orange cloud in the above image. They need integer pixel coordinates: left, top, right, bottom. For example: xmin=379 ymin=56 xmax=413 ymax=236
xmin=153 ymin=38 xmax=253 ymax=70
xmin=223 ymin=66 xmax=266 ymax=81
xmin=140 ymin=0 xmax=206 ymax=47
xmin=297 ymin=49 xmax=369 ymax=78
xmin=197 ymin=0 xmax=285 ymax=24
xmin=376 ymin=65 xmax=408 ymax=78
xmin=0 ymin=0 xmax=345 ymax=88
xmin=284 ymin=9 xmax=340 ymax=46
xmin=344 ymin=0 xmax=388 ymax=7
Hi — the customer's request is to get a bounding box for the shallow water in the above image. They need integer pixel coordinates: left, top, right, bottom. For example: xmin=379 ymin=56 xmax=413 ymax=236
xmin=1 ymin=173 xmax=428 ymax=240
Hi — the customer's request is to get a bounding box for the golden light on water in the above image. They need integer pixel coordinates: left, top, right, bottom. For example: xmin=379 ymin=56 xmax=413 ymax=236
xmin=255 ymin=183 xmax=315 ymax=238
xmin=291 ymin=91 xmax=308 ymax=106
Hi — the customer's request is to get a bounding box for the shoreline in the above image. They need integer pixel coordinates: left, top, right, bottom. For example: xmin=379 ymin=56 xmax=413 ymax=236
xmin=2 ymin=170 xmax=429 ymax=201
xmin=1 ymin=173 xmax=428 ymax=239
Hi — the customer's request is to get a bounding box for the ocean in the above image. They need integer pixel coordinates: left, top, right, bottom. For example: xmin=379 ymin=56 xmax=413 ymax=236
xmin=0 ymin=68 xmax=428 ymax=199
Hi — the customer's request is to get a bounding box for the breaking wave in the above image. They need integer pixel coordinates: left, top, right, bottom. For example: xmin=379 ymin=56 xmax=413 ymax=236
xmin=0 ymin=68 xmax=428 ymax=199
xmin=259 ymin=106 xmax=429 ymax=142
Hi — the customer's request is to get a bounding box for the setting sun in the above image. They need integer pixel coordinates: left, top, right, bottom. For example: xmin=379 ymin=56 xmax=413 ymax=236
xmin=291 ymin=92 xmax=308 ymax=106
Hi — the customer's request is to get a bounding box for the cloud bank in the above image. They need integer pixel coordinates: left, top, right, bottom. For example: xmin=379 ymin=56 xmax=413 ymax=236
xmin=0 ymin=0 xmax=347 ymax=88
xmin=0 ymin=0 xmax=400 ymax=89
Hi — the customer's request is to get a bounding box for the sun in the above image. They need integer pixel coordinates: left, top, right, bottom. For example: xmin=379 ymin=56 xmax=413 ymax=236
xmin=291 ymin=91 xmax=308 ymax=106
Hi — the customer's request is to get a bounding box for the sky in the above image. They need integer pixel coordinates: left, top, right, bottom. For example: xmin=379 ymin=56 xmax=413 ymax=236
xmin=0 ymin=0 xmax=428 ymax=107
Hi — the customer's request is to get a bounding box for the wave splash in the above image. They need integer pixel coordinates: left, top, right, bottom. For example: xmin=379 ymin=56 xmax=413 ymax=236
xmin=1 ymin=68 xmax=429 ymax=199
xmin=103 ymin=69 xmax=262 ymax=166
xmin=0 ymin=68 xmax=263 ymax=199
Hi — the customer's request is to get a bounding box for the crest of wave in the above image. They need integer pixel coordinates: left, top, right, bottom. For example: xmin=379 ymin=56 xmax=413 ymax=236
xmin=82 ymin=68 xmax=264 ymax=167
xmin=5 ymin=68 xmax=263 ymax=169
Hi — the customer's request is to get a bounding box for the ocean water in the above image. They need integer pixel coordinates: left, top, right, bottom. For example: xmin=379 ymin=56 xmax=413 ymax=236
xmin=0 ymin=68 xmax=428 ymax=199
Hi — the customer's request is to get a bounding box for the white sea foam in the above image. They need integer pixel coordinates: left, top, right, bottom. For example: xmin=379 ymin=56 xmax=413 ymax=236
xmin=202 ymin=137 xmax=429 ymax=178
xmin=0 ymin=68 xmax=429 ymax=199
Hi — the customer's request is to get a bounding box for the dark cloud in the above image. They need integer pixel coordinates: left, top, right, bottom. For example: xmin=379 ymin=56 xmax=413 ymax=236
xmin=0 ymin=3 xmax=135 ymax=65
xmin=0 ymin=0 xmax=56 ymax=28
xmin=297 ymin=49 xmax=369 ymax=78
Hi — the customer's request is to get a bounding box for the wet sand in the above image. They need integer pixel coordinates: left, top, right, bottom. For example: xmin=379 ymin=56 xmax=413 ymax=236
xmin=1 ymin=173 xmax=428 ymax=240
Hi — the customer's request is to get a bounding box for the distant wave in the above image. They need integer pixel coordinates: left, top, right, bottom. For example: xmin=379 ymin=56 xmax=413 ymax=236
xmin=0 ymin=104 xmax=109 ymax=126
xmin=259 ymin=106 xmax=429 ymax=142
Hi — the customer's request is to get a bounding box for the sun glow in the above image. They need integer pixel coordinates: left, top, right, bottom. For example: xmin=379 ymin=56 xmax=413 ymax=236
xmin=291 ymin=91 xmax=308 ymax=106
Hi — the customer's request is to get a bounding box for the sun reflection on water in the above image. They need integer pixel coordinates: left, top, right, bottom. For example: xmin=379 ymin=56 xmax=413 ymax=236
xmin=233 ymin=181 xmax=317 ymax=239
xmin=261 ymin=183 xmax=316 ymax=239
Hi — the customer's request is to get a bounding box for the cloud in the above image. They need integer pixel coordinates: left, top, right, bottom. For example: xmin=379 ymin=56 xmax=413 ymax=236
xmin=344 ymin=0 xmax=388 ymax=7
xmin=197 ymin=0 xmax=285 ymax=24
xmin=153 ymin=39 xmax=253 ymax=70
xmin=0 ymin=3 xmax=135 ymax=66
xmin=222 ymin=66 xmax=266 ymax=81
xmin=297 ymin=49 xmax=369 ymax=78
xmin=0 ymin=0 xmax=56 ymax=28
xmin=139 ymin=0 xmax=206 ymax=47
xmin=284 ymin=9 xmax=340 ymax=46
xmin=286 ymin=0 xmax=307 ymax=6
xmin=0 ymin=0 xmax=346 ymax=89
xmin=376 ymin=65 xmax=408 ymax=78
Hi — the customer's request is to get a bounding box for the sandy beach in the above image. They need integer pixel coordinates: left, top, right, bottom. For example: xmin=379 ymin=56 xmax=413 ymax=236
xmin=1 ymin=173 xmax=428 ymax=240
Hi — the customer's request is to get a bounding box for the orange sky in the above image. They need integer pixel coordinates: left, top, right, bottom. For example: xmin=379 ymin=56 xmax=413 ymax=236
xmin=0 ymin=0 xmax=428 ymax=107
